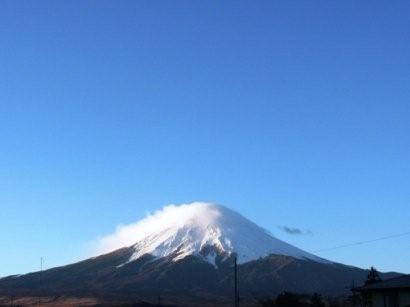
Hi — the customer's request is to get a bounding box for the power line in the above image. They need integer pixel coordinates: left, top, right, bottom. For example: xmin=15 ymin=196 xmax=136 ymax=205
xmin=314 ymin=231 xmax=410 ymax=253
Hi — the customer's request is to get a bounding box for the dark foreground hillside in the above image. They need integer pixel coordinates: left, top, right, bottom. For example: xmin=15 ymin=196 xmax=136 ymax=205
xmin=0 ymin=247 xmax=400 ymax=307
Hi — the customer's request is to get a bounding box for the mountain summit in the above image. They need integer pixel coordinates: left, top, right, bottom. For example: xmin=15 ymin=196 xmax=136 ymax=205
xmin=96 ymin=202 xmax=326 ymax=265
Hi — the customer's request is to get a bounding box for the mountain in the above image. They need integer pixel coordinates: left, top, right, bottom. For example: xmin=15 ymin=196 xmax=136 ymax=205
xmin=0 ymin=203 xmax=400 ymax=306
xmin=116 ymin=203 xmax=326 ymax=265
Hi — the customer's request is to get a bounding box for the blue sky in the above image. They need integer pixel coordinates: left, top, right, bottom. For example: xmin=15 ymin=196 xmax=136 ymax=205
xmin=1 ymin=0 xmax=409 ymax=276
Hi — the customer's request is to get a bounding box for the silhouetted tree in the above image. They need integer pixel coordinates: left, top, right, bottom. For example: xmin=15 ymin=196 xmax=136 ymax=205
xmin=258 ymin=292 xmax=308 ymax=307
xmin=328 ymin=297 xmax=346 ymax=307
xmin=310 ymin=293 xmax=325 ymax=307
xmin=257 ymin=297 xmax=276 ymax=307
xmin=258 ymin=292 xmax=349 ymax=307
xmin=276 ymin=292 xmax=302 ymax=307
xmin=365 ymin=266 xmax=381 ymax=285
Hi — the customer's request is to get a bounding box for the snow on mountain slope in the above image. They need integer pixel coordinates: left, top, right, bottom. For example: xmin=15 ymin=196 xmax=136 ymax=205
xmin=95 ymin=202 xmax=328 ymax=264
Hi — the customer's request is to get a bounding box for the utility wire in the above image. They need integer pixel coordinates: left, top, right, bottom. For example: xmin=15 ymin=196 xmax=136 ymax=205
xmin=314 ymin=231 xmax=410 ymax=253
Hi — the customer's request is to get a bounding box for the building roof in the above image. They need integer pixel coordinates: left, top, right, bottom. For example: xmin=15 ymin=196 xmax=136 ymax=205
xmin=355 ymin=275 xmax=410 ymax=292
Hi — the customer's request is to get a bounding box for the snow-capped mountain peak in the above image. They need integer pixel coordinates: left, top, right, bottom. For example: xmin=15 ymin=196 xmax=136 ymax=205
xmin=95 ymin=202 xmax=327 ymax=264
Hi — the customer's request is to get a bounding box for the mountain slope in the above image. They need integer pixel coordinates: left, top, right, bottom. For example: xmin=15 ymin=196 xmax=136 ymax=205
xmin=0 ymin=249 xmax=399 ymax=306
xmin=0 ymin=203 xmax=401 ymax=306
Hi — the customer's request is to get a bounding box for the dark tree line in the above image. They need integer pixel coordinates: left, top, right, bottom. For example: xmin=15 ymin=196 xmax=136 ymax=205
xmin=258 ymin=292 xmax=329 ymax=307
xmin=258 ymin=267 xmax=382 ymax=307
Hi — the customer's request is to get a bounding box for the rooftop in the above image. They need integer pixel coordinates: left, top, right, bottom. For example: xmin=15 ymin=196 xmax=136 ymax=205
xmin=356 ymin=275 xmax=410 ymax=292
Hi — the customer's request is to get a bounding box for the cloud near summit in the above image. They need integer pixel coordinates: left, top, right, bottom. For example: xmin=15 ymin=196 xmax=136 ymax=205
xmin=92 ymin=202 xmax=220 ymax=256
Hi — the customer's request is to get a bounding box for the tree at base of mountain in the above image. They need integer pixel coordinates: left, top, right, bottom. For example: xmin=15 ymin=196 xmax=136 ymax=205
xmin=257 ymin=292 xmax=355 ymax=307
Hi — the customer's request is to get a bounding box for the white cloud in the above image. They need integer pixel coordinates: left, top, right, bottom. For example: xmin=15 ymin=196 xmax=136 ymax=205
xmin=92 ymin=202 xmax=220 ymax=256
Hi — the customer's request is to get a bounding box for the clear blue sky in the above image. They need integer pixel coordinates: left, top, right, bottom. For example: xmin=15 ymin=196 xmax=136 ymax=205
xmin=1 ymin=0 xmax=409 ymax=276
